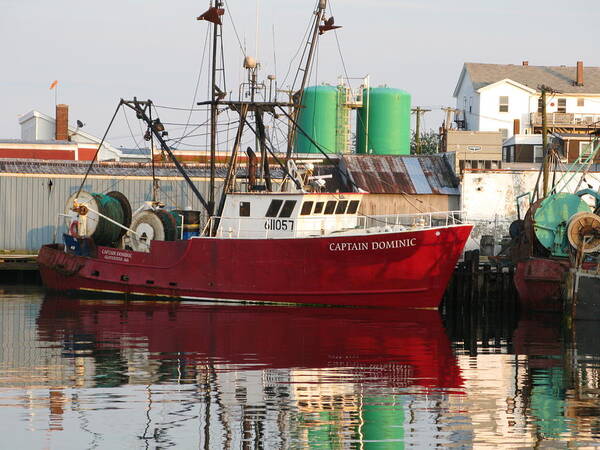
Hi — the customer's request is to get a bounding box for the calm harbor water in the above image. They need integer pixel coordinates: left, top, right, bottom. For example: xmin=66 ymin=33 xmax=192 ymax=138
xmin=0 ymin=285 xmax=598 ymax=448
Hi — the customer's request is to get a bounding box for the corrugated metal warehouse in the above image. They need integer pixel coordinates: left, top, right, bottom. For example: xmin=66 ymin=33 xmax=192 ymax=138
xmin=339 ymin=154 xmax=460 ymax=215
xmin=0 ymin=159 xmax=230 ymax=252
xmin=0 ymin=155 xmax=460 ymax=252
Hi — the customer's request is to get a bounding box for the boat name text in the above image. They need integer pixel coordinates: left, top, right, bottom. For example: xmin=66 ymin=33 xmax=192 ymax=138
xmin=100 ymin=248 xmax=132 ymax=263
xmin=329 ymin=238 xmax=417 ymax=252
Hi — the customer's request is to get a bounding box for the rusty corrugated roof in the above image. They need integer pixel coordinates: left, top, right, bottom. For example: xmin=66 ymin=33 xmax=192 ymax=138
xmin=340 ymin=154 xmax=459 ymax=195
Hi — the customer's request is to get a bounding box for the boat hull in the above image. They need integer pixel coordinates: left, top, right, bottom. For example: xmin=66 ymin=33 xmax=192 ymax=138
xmin=514 ymin=258 xmax=569 ymax=311
xmin=38 ymin=225 xmax=472 ymax=308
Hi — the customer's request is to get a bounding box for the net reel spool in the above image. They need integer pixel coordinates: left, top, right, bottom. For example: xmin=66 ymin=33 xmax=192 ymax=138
xmin=567 ymin=212 xmax=600 ymax=253
xmin=128 ymin=210 xmax=178 ymax=252
xmin=65 ymin=191 xmax=129 ymax=246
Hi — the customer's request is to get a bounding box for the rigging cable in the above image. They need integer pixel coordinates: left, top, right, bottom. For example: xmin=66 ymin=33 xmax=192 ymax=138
xmin=328 ymin=1 xmax=352 ymax=90
xmin=75 ymin=101 xmax=123 ymax=198
xmin=176 ymin=24 xmax=212 ymax=149
xmin=122 ymin=108 xmax=143 ymax=150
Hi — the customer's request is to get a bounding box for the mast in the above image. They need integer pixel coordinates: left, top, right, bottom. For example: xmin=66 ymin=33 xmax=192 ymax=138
xmin=286 ymin=0 xmax=330 ymax=159
xmin=198 ymin=1 xmax=225 ymax=216
xmin=209 ymin=1 xmax=223 ymax=215
xmin=541 ymin=86 xmax=549 ymax=198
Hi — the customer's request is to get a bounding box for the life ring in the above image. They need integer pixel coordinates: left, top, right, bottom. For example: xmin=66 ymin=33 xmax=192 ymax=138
xmin=69 ymin=220 xmax=79 ymax=237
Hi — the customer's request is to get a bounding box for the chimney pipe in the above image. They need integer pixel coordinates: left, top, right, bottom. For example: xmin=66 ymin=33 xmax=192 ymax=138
xmin=522 ymin=61 xmax=529 ymax=66
xmin=55 ymin=104 xmax=69 ymax=141
xmin=576 ymin=61 xmax=584 ymax=86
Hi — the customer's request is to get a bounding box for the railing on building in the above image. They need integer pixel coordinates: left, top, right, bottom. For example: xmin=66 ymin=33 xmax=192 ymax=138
xmin=530 ymin=112 xmax=600 ymax=127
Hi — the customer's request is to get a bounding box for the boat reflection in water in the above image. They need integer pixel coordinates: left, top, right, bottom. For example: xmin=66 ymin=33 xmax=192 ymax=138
xmin=512 ymin=313 xmax=600 ymax=445
xmin=36 ymin=295 xmax=463 ymax=447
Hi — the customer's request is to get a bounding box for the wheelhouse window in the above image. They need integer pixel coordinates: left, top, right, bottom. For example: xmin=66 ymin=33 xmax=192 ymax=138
xmin=239 ymin=202 xmax=250 ymax=217
xmin=324 ymin=201 xmax=337 ymax=215
xmin=279 ymin=200 xmax=297 ymax=218
xmin=335 ymin=201 xmax=348 ymax=215
xmin=499 ymin=96 xmax=509 ymax=113
xmin=300 ymin=201 xmax=314 ymax=216
xmin=557 ymin=98 xmax=567 ymax=113
xmin=347 ymin=200 xmax=360 ymax=214
xmin=313 ymin=202 xmax=324 ymax=214
xmin=266 ymin=200 xmax=283 ymax=217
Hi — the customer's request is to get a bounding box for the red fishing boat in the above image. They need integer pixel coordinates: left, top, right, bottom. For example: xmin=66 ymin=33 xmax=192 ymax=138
xmin=38 ymin=1 xmax=472 ymax=308
xmin=38 ymin=192 xmax=471 ymax=308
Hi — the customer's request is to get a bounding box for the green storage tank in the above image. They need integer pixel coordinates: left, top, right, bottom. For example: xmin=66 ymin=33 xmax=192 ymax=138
xmin=294 ymin=85 xmax=339 ymax=154
xmin=356 ymin=87 xmax=411 ymax=155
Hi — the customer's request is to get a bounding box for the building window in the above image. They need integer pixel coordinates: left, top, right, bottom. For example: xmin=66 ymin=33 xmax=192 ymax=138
xmin=239 ymin=202 xmax=251 ymax=217
xmin=580 ymin=142 xmax=594 ymax=158
xmin=557 ymin=98 xmax=567 ymax=113
xmin=499 ymin=128 xmax=508 ymax=140
xmin=266 ymin=199 xmax=283 ymax=217
xmin=577 ymin=98 xmax=585 ymax=107
xmin=537 ymin=97 xmax=544 ymax=113
xmin=502 ymin=146 xmax=513 ymax=162
xmin=533 ymin=145 xmax=544 ymax=163
xmin=499 ymin=96 xmax=509 ymax=112
xmin=279 ymin=200 xmax=297 ymax=218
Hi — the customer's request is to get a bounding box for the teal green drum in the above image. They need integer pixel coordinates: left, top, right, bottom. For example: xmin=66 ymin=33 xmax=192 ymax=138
xmin=533 ymin=192 xmax=591 ymax=257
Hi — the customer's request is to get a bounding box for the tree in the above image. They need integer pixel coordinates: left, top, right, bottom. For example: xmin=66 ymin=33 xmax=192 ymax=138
xmin=410 ymin=130 xmax=441 ymax=155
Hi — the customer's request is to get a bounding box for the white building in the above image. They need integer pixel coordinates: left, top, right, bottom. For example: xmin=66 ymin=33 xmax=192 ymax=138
xmin=17 ymin=106 xmax=149 ymax=162
xmin=453 ymin=62 xmax=600 ymax=140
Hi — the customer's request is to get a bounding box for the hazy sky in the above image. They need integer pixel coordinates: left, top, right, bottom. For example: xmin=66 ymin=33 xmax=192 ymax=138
xmin=1 ymin=0 xmax=599 ymax=148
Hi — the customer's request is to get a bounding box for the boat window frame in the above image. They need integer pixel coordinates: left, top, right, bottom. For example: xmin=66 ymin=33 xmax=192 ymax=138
xmin=347 ymin=200 xmax=360 ymax=214
xmin=335 ymin=200 xmax=349 ymax=215
xmin=265 ymin=199 xmax=284 ymax=217
xmin=313 ymin=202 xmax=325 ymax=214
xmin=324 ymin=200 xmax=337 ymax=215
xmin=239 ymin=201 xmax=251 ymax=217
xmin=279 ymin=200 xmax=297 ymax=218
xmin=300 ymin=201 xmax=314 ymax=216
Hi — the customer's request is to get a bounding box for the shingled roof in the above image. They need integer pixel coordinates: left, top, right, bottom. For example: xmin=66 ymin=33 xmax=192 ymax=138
xmin=460 ymin=63 xmax=600 ymax=94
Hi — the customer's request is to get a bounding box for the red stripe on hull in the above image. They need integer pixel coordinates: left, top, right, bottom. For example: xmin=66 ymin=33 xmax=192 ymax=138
xmin=38 ymin=225 xmax=472 ymax=308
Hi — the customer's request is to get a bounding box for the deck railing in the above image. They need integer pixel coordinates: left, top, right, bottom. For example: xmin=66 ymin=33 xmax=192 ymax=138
xmin=530 ymin=112 xmax=600 ymax=127
xmin=203 ymin=211 xmax=468 ymax=239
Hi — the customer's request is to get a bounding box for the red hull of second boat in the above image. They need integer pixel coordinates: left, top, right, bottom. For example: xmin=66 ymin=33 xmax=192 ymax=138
xmin=514 ymin=258 xmax=569 ymax=312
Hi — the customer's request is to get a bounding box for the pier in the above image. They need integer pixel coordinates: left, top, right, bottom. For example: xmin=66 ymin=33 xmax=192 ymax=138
xmin=0 ymin=254 xmax=40 ymax=284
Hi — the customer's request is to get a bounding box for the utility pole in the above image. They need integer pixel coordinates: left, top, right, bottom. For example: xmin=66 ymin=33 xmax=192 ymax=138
xmin=539 ymin=85 xmax=554 ymax=198
xmin=440 ymin=107 xmax=458 ymax=132
xmin=412 ymin=107 xmax=431 ymax=154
